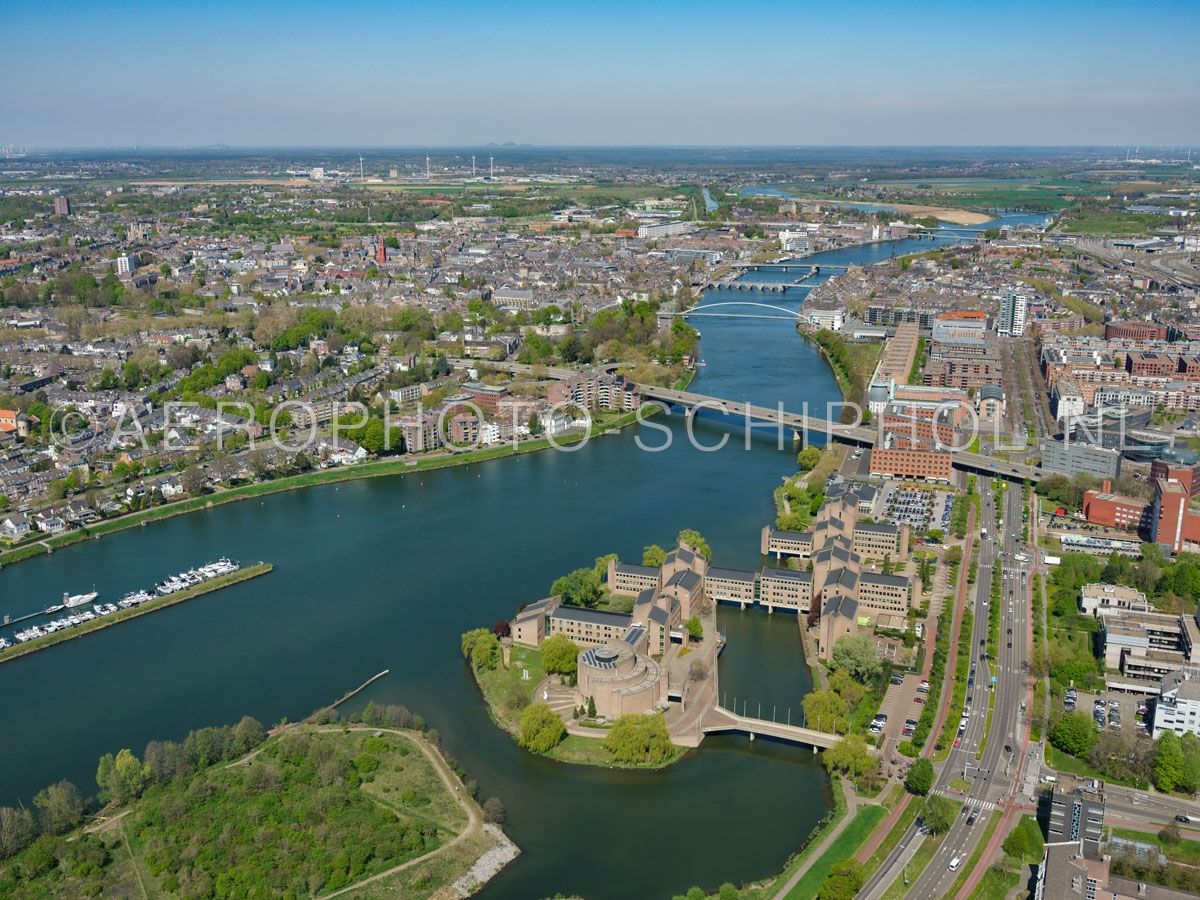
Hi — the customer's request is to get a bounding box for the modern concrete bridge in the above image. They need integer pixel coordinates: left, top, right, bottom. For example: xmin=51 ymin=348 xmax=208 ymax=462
xmin=637 ymin=384 xmax=1042 ymax=483
xmin=443 ymin=361 xmax=1042 ymax=483
xmin=701 ymin=705 xmax=853 ymax=751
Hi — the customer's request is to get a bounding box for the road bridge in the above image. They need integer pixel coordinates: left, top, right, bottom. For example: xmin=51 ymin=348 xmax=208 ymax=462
xmin=441 ymin=362 xmax=1042 ymax=483
xmin=637 ymin=384 xmax=1042 ymax=483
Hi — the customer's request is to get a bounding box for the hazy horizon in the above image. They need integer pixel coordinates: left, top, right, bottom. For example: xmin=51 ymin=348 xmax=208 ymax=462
xmin=4 ymin=0 xmax=1199 ymax=148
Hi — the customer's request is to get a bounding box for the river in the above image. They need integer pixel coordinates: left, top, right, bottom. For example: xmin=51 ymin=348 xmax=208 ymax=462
xmin=0 ymin=212 xmax=1039 ymax=898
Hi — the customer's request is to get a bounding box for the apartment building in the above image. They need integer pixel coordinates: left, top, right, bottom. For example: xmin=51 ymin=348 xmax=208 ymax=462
xmin=1152 ymin=670 xmax=1200 ymax=739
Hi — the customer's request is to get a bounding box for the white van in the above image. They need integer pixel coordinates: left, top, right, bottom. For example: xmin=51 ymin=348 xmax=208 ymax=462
xmin=949 ymin=857 xmax=961 ymax=871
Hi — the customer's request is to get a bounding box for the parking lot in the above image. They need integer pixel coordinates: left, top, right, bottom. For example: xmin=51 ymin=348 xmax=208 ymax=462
xmin=879 ymin=485 xmax=954 ymax=532
xmin=874 ymin=673 xmax=930 ymax=744
xmin=1063 ymin=687 xmax=1153 ymax=736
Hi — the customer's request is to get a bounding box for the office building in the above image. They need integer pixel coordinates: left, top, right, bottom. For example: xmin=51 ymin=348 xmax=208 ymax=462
xmin=1041 ymin=438 xmax=1122 ymax=479
xmin=997 ymin=287 xmax=1029 ymax=337
xmin=1047 ymin=784 xmax=1106 ymax=857
xmin=1152 ymin=670 xmax=1200 ymax=739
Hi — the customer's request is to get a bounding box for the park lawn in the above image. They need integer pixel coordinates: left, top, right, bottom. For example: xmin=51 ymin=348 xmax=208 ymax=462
xmin=1044 ymin=743 xmax=1148 ymax=790
xmin=474 ymin=644 xmax=546 ymax=733
xmin=784 ymin=805 xmax=887 ymax=899
xmin=1011 ymin=814 xmax=1046 ymax=865
xmin=1111 ymin=827 xmax=1200 ymax=866
xmin=974 ymin=865 xmax=1021 ymax=900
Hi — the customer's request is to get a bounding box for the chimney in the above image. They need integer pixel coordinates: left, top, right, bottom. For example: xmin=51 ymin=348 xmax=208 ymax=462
xmin=1102 ymin=479 xmax=1112 ymax=493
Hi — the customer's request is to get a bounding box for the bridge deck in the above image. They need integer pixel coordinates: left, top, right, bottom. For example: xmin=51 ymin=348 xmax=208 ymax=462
xmin=702 ymin=707 xmax=849 ymax=750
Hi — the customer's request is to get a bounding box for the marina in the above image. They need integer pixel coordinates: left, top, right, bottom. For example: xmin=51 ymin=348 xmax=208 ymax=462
xmin=0 ymin=558 xmax=264 ymax=663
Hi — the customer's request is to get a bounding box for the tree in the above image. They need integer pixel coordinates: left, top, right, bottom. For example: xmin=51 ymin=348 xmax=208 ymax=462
xmin=460 ymin=628 xmax=499 ymax=671
xmin=818 ymin=859 xmax=865 ymax=900
xmin=604 ymin=714 xmax=675 ymax=766
xmin=921 ymin=794 xmax=957 ymax=835
xmin=797 ymin=445 xmax=822 ymax=472
xmin=180 ymin=465 xmax=206 ymax=496
xmin=1050 ymin=710 xmax=1099 ymax=757
xmin=906 ymin=758 xmax=935 ymax=796
xmin=803 ymin=690 xmax=850 ymax=734
xmin=518 ymin=703 xmax=565 ymax=753
xmin=541 ymin=634 xmax=581 ymax=677
xmin=593 ymin=552 xmax=617 ymax=580
xmin=676 ymin=529 xmax=711 ymax=560
xmin=823 ymin=736 xmax=875 ymax=780
xmin=0 ymin=806 xmax=36 ymax=860
xmin=1154 ymin=731 xmax=1186 ymax=792
xmin=482 ymin=797 xmax=506 ymax=824
xmin=685 ymin=616 xmax=703 ymax=641
xmin=96 ymin=748 xmax=149 ymax=806
xmin=830 ymin=634 xmax=882 ymax=683
xmin=33 ymin=780 xmax=84 ymax=835
xmin=587 ymin=695 xmax=597 ymax=718
xmin=550 ymin=567 xmax=602 ymax=607
xmin=642 ymin=544 xmax=667 ymax=567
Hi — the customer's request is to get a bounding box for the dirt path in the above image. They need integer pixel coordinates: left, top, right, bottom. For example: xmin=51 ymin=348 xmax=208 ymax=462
xmin=322 ymin=726 xmax=484 ymax=898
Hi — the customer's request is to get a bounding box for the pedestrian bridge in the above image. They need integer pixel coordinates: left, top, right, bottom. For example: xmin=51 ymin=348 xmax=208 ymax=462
xmin=702 ymin=705 xmax=851 ymax=751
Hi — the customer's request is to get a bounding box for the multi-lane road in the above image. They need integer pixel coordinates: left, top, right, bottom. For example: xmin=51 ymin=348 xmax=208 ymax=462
xmin=859 ymin=478 xmax=1033 ymax=899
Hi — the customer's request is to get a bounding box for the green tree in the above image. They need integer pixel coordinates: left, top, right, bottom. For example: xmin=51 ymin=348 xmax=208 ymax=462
xmin=676 ymin=529 xmax=711 ymax=560
xmin=593 ymin=552 xmax=618 ymax=580
xmin=541 ymin=634 xmax=581 ymax=677
xmin=461 ymin=627 xmax=499 ymax=670
xmin=518 ymin=703 xmax=566 ymax=753
xmin=823 ymin=735 xmax=876 ymax=779
xmin=550 ymin=567 xmax=602 ymax=607
xmin=818 ymin=859 xmax=865 ymax=900
xmin=1154 ymin=732 xmax=1186 ymax=792
xmin=803 ymin=690 xmax=850 ymax=734
xmin=1050 ymin=710 xmax=1099 ymax=757
xmin=905 ymin=758 xmax=935 ymax=795
xmin=685 ymin=616 xmax=703 ymax=641
xmin=642 ymin=544 xmax=667 ymax=567
xmin=830 ymin=634 xmax=882 ymax=683
xmin=921 ymin=794 xmax=957 ymax=835
xmin=32 ymin=780 xmax=84 ymax=835
xmin=96 ymin=748 xmax=148 ymax=805
xmin=587 ymin=695 xmax=597 ymax=718
xmin=604 ymin=714 xmax=676 ymax=766
xmin=797 ymin=445 xmax=822 ymax=471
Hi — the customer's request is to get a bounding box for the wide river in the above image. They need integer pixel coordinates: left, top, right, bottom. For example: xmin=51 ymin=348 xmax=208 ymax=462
xmin=0 ymin=212 xmax=1045 ymax=898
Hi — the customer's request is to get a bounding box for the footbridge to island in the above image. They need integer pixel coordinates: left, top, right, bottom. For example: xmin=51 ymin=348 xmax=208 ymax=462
xmin=701 ymin=704 xmax=854 ymax=752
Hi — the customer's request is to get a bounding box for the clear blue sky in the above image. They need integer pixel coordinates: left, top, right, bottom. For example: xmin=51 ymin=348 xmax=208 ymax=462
xmin=5 ymin=0 xmax=1198 ymax=147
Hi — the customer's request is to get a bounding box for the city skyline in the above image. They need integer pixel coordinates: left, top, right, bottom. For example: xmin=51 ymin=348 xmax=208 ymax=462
xmin=5 ymin=0 xmax=1199 ymax=148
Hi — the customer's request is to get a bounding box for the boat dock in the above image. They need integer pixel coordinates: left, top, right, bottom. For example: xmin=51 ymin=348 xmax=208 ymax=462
xmin=0 ymin=560 xmax=273 ymax=663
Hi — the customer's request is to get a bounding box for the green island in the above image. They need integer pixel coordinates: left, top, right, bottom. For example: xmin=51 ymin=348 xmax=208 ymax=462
xmin=0 ymin=705 xmax=518 ymax=899
xmin=462 ymin=633 xmax=686 ymax=770
xmin=0 ymin=563 xmax=274 ymax=665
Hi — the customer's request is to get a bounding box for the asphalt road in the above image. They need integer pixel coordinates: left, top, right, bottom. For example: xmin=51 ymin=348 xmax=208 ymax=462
xmin=859 ymin=480 xmax=1031 ymax=899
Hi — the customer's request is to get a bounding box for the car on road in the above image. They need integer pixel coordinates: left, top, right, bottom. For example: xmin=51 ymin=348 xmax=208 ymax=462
xmin=1004 ymin=744 xmax=1012 ymax=752
xmin=1177 ymin=815 xmax=1192 ymax=824
xmin=1007 ymin=641 xmax=1013 ymax=648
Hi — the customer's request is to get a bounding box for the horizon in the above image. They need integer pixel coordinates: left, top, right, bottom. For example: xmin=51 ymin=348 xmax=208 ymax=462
xmin=4 ymin=0 xmax=1199 ymax=148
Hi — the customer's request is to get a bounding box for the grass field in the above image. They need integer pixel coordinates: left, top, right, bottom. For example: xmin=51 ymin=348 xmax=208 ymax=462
xmin=1111 ymin=826 xmax=1200 ymax=865
xmin=783 ymin=805 xmax=888 ymax=899
xmin=1058 ymin=209 xmax=1172 ymax=235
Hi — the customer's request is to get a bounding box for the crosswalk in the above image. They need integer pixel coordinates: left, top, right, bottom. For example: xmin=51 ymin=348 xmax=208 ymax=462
xmin=935 ymin=791 xmax=1000 ymax=813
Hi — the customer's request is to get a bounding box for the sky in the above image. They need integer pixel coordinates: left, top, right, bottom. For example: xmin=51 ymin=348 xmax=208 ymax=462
xmin=4 ymin=0 xmax=1199 ymax=148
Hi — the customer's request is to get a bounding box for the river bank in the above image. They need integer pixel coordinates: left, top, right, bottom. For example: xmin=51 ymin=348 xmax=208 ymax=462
xmin=0 ymin=406 xmax=649 ymax=572
xmin=0 ymin=562 xmax=273 ymax=665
